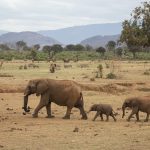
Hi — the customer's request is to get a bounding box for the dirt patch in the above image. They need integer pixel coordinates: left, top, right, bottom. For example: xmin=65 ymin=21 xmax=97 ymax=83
xmin=0 ymin=84 xmax=24 ymax=93
xmin=79 ymin=83 xmax=127 ymax=94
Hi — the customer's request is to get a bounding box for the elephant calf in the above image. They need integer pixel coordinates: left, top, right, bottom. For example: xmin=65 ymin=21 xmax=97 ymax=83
xmin=23 ymin=79 xmax=87 ymax=120
xmin=122 ymin=97 xmax=150 ymax=122
xmin=88 ymin=104 xmax=117 ymax=122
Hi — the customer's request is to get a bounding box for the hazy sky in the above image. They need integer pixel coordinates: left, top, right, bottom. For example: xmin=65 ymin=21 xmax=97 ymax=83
xmin=0 ymin=0 xmax=146 ymax=31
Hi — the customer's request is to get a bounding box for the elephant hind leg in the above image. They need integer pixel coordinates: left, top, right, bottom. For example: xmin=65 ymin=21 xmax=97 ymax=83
xmin=78 ymin=106 xmax=88 ymax=120
xmin=63 ymin=106 xmax=73 ymax=119
xmin=144 ymin=113 xmax=149 ymax=122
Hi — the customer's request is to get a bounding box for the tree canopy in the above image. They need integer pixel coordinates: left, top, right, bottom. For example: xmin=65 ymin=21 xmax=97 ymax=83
xmin=120 ymin=1 xmax=150 ymax=58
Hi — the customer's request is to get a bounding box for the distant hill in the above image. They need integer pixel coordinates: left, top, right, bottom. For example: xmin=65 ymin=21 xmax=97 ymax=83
xmin=80 ymin=34 xmax=120 ymax=48
xmin=0 ymin=30 xmax=8 ymax=35
xmin=0 ymin=31 xmax=61 ymax=46
xmin=38 ymin=22 xmax=122 ymax=44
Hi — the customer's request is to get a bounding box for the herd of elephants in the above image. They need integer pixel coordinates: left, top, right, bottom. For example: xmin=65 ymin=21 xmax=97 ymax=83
xmin=22 ymin=79 xmax=150 ymax=122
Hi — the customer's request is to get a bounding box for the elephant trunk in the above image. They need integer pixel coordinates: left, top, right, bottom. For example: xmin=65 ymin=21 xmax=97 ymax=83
xmin=23 ymin=95 xmax=30 ymax=112
xmin=22 ymin=86 xmax=31 ymax=113
xmin=122 ymin=104 xmax=126 ymax=118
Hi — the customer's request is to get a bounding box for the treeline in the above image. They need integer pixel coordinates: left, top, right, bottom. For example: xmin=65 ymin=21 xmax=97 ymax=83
xmin=0 ymin=1 xmax=150 ymax=61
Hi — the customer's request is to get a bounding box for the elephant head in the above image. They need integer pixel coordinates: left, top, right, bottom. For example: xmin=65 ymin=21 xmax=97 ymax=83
xmin=23 ymin=79 xmax=49 ymax=113
xmin=87 ymin=104 xmax=100 ymax=113
xmin=122 ymin=98 xmax=138 ymax=118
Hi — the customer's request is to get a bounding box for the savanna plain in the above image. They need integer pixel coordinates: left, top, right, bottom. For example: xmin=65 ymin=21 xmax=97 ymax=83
xmin=0 ymin=60 xmax=150 ymax=150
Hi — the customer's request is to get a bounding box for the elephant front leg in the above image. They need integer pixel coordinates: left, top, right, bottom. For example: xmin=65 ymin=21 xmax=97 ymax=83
xmin=100 ymin=113 xmax=104 ymax=121
xmin=136 ymin=111 xmax=140 ymax=122
xmin=127 ymin=107 xmax=138 ymax=121
xmin=32 ymin=94 xmax=49 ymax=118
xmin=92 ymin=111 xmax=100 ymax=121
xmin=45 ymin=102 xmax=55 ymax=118
xmin=32 ymin=102 xmax=45 ymax=118
xmin=63 ymin=106 xmax=72 ymax=119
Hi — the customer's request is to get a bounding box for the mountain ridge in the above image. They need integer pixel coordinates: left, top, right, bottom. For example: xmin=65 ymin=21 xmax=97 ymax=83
xmin=0 ymin=31 xmax=61 ymax=46
xmin=38 ymin=22 xmax=122 ymax=44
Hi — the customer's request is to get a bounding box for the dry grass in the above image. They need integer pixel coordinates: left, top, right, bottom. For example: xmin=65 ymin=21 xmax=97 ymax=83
xmin=0 ymin=60 xmax=150 ymax=150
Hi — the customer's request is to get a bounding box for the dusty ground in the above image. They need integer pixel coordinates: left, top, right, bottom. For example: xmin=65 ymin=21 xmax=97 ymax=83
xmin=0 ymin=60 xmax=150 ymax=150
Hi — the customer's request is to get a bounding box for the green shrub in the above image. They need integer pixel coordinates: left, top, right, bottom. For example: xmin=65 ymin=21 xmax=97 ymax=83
xmin=106 ymin=73 xmax=117 ymax=79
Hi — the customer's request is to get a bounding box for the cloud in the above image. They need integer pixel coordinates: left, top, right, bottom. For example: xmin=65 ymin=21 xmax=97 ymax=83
xmin=0 ymin=0 xmax=146 ymax=31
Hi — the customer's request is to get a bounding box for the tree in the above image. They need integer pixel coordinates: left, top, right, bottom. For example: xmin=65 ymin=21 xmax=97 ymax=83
xmin=0 ymin=44 xmax=10 ymax=50
xmin=30 ymin=49 xmax=37 ymax=61
xmin=51 ymin=44 xmax=63 ymax=54
xmin=33 ymin=44 xmax=40 ymax=51
xmin=96 ymin=47 xmax=106 ymax=56
xmin=16 ymin=41 xmax=27 ymax=51
xmin=85 ymin=45 xmax=93 ymax=51
xmin=65 ymin=44 xmax=75 ymax=51
xmin=74 ymin=44 xmax=85 ymax=51
xmin=42 ymin=45 xmax=52 ymax=60
xmin=120 ymin=1 xmax=150 ymax=58
xmin=116 ymin=47 xmax=124 ymax=57
xmin=106 ymin=41 xmax=116 ymax=51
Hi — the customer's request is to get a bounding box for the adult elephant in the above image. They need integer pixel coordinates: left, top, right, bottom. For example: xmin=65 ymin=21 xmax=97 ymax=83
xmin=122 ymin=97 xmax=150 ymax=122
xmin=23 ymin=79 xmax=87 ymax=120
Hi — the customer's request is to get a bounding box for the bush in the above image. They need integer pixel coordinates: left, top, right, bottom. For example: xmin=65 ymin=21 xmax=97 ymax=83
xmin=106 ymin=73 xmax=117 ymax=79
xmin=143 ymin=70 xmax=150 ymax=75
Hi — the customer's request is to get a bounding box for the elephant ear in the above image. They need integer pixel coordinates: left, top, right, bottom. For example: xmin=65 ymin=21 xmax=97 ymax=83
xmin=36 ymin=80 xmax=49 ymax=96
xmin=96 ymin=105 xmax=101 ymax=111
xmin=132 ymin=100 xmax=138 ymax=107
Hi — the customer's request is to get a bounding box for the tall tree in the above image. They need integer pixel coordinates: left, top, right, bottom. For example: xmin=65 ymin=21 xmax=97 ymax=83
xmin=120 ymin=1 xmax=150 ymax=58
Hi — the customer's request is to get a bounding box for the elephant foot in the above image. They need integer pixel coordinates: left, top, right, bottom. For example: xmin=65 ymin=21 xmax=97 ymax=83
xmin=46 ymin=115 xmax=55 ymax=118
xmin=62 ymin=116 xmax=70 ymax=119
xmin=81 ymin=116 xmax=88 ymax=120
xmin=127 ymin=118 xmax=130 ymax=122
xmin=32 ymin=113 xmax=38 ymax=118
xmin=136 ymin=120 xmax=140 ymax=122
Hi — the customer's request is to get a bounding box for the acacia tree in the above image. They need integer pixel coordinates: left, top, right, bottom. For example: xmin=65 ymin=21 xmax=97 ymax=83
xmin=120 ymin=1 xmax=149 ymax=58
xmin=33 ymin=44 xmax=40 ymax=51
xmin=42 ymin=45 xmax=52 ymax=60
xmin=16 ymin=41 xmax=27 ymax=51
xmin=106 ymin=41 xmax=116 ymax=51
xmin=96 ymin=47 xmax=106 ymax=57
xmin=65 ymin=44 xmax=75 ymax=51
xmin=0 ymin=44 xmax=10 ymax=50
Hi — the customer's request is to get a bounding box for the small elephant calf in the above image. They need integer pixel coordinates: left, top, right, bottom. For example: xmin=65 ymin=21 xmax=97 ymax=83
xmin=88 ymin=104 xmax=117 ymax=122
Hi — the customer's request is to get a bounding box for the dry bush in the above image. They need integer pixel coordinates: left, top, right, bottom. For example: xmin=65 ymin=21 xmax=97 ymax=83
xmin=0 ymin=73 xmax=13 ymax=77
